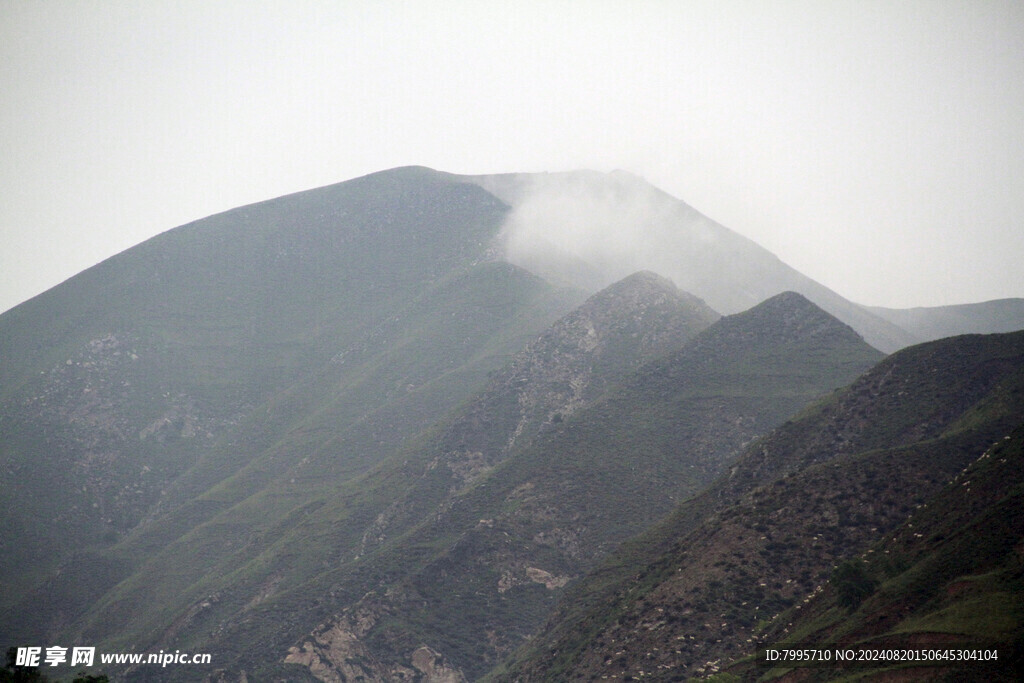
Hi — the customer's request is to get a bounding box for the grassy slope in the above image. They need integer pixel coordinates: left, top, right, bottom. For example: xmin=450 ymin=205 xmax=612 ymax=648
xmin=258 ymin=293 xmax=880 ymax=681
xmin=4 ymin=260 xmax=579 ymax=647
xmin=496 ymin=331 xmax=1024 ymax=681
xmin=743 ymin=424 xmax=1024 ymax=682
xmin=0 ymin=167 xmax=586 ymax=647
xmin=109 ymin=271 xmax=722 ymax=679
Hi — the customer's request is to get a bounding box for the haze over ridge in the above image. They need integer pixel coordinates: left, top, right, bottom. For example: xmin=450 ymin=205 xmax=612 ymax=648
xmin=3 ymin=2 xmax=1023 ymax=313
xmin=469 ymin=168 xmax=918 ymax=352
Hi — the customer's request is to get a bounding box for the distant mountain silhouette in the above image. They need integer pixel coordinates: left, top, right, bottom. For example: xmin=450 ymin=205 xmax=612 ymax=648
xmin=867 ymin=297 xmax=1024 ymax=341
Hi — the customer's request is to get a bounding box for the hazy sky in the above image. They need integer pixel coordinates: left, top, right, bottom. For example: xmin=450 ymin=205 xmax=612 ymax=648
xmin=3 ymin=1 xmax=1023 ymax=313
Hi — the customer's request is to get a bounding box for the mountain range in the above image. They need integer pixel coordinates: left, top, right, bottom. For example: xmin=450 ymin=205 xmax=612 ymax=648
xmin=1 ymin=166 xmax=1021 ymax=681
xmin=498 ymin=329 xmax=1024 ymax=681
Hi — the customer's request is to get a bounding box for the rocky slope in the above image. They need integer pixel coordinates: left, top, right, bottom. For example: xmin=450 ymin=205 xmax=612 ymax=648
xmin=277 ymin=292 xmax=880 ymax=681
xmin=4 ymin=165 xmax=1022 ymax=681
xmin=0 ymin=167 xmax=584 ymax=648
xmin=735 ymin=423 xmax=1024 ymax=681
xmin=497 ymin=330 xmax=1024 ymax=681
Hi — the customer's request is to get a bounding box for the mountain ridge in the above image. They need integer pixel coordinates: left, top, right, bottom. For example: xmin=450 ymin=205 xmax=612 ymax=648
xmin=867 ymin=297 xmax=1024 ymax=343
xmin=273 ymin=290 xmax=880 ymax=681
xmin=0 ymin=167 xmax=583 ymax=633
xmin=1 ymin=165 xmax=1022 ymax=681
xmin=467 ymin=168 xmax=920 ymax=352
xmin=497 ymin=330 xmax=1024 ymax=681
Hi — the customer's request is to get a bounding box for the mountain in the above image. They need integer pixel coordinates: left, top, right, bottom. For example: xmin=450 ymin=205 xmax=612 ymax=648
xmin=471 ymin=169 xmax=921 ymax=352
xmin=275 ymin=291 xmax=880 ymax=681
xmin=1 ymin=165 xmax=1019 ymax=681
xmin=0 ymin=282 xmax=880 ymax=681
xmin=498 ymin=330 xmax=1024 ymax=681
xmin=0 ymin=167 xmax=584 ymax=641
xmin=408 ymin=270 xmax=722 ymax=472
xmin=18 ymin=269 xmax=716 ymax=681
xmin=733 ymin=423 xmax=1024 ymax=681
xmin=867 ymin=298 xmax=1024 ymax=343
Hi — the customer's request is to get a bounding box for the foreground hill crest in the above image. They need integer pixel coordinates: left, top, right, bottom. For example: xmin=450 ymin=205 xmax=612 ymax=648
xmin=498 ymin=329 xmax=1024 ymax=681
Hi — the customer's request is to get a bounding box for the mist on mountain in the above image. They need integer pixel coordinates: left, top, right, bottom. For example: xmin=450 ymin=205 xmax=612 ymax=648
xmin=480 ymin=170 xmax=768 ymax=309
xmin=1 ymin=166 xmax=1022 ymax=681
xmin=474 ymin=169 xmax=922 ymax=353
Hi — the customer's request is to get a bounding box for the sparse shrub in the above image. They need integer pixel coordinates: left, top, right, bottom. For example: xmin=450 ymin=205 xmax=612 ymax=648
xmin=832 ymin=559 xmax=877 ymax=611
xmin=879 ymin=554 xmax=910 ymax=578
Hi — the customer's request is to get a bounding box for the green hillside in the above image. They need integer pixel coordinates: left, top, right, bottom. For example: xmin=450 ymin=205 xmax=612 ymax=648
xmin=17 ymin=286 xmax=878 ymax=681
xmin=497 ymin=331 xmax=1024 ymax=681
xmin=4 ymin=166 xmax=1022 ymax=682
xmin=40 ymin=270 xmax=717 ymax=680
xmin=743 ymin=423 xmax=1024 ymax=681
xmin=0 ymin=168 xmax=584 ymax=646
xmin=268 ymin=292 xmax=880 ymax=681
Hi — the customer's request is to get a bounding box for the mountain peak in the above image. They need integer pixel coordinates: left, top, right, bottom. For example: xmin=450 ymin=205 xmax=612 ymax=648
xmin=465 ymin=169 xmax=918 ymax=352
xmin=409 ymin=272 xmax=719 ymax=484
xmin=762 ymin=289 xmax=811 ymax=306
xmin=600 ymin=269 xmax=676 ymax=293
xmin=497 ymin=271 xmax=720 ymax=417
xmin=754 ymin=289 xmax=831 ymax=316
xmin=580 ymin=270 xmax=704 ymax=310
xmin=756 ymin=289 xmax=853 ymax=331
xmin=687 ymin=291 xmax=873 ymax=360
xmin=560 ymin=272 xmax=720 ymax=358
